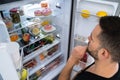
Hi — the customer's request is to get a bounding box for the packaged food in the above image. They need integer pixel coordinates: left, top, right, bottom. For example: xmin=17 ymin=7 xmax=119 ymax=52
xmin=40 ymin=1 xmax=49 ymax=8
xmin=41 ymin=34 xmax=55 ymax=44
xmin=35 ymin=70 xmax=42 ymax=77
xmin=4 ymin=17 xmax=13 ymax=30
xmin=39 ymin=53 xmax=45 ymax=60
xmin=31 ymin=26 xmax=40 ymax=36
xmin=10 ymin=33 xmax=19 ymax=42
xmin=47 ymin=44 xmax=59 ymax=56
xmin=22 ymin=33 xmax=30 ymax=42
xmin=42 ymin=8 xmax=52 ymax=16
xmin=34 ymin=10 xmax=42 ymax=16
xmin=23 ymin=59 xmax=37 ymax=69
xmin=41 ymin=20 xmax=50 ymax=26
xmin=10 ymin=7 xmax=20 ymax=23
xmin=21 ymin=33 xmax=30 ymax=45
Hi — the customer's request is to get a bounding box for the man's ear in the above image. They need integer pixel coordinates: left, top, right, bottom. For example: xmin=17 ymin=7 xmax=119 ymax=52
xmin=98 ymin=48 xmax=109 ymax=59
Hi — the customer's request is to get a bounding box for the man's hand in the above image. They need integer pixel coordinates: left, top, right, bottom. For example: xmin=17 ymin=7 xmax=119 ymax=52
xmin=69 ymin=46 xmax=87 ymax=67
xmin=58 ymin=46 xmax=87 ymax=80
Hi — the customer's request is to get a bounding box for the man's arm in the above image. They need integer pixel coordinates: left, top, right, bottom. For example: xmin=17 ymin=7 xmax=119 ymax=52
xmin=58 ymin=56 xmax=76 ymax=80
xmin=58 ymin=46 xmax=87 ymax=80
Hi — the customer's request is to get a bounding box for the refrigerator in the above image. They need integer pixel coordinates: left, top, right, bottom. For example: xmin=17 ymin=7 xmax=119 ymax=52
xmin=0 ymin=0 xmax=72 ymax=80
xmin=0 ymin=0 xmax=119 ymax=80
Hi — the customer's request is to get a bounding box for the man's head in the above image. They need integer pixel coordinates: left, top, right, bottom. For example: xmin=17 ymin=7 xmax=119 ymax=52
xmin=87 ymin=16 xmax=120 ymax=62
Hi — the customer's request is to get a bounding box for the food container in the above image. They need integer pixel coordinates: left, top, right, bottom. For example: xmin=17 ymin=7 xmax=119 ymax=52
xmin=10 ymin=8 xmax=20 ymax=23
xmin=29 ymin=25 xmax=40 ymax=37
xmin=10 ymin=33 xmax=19 ymax=42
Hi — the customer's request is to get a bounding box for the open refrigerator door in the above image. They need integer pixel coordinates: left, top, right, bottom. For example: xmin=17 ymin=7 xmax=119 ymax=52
xmin=0 ymin=42 xmax=21 ymax=80
xmin=0 ymin=0 xmax=72 ymax=80
xmin=69 ymin=0 xmax=119 ymax=78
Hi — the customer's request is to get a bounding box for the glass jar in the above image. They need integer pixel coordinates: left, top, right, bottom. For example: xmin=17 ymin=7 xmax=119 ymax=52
xmin=4 ymin=17 xmax=13 ymax=30
xmin=10 ymin=8 xmax=20 ymax=23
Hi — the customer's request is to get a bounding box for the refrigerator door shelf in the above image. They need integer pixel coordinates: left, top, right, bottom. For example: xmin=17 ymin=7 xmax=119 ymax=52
xmin=74 ymin=37 xmax=88 ymax=46
xmin=74 ymin=13 xmax=98 ymax=37
xmin=77 ymin=11 xmax=108 ymax=19
xmin=77 ymin=0 xmax=118 ymax=16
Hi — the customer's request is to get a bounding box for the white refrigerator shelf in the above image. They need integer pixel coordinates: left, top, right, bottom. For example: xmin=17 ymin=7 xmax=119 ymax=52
xmin=29 ymin=52 xmax=62 ymax=76
xmin=38 ymin=62 xmax=65 ymax=80
xmin=77 ymin=0 xmax=118 ymax=16
xmin=23 ymin=39 xmax=60 ymax=64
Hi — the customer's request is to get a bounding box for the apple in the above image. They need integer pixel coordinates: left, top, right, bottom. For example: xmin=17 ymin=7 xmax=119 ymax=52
xmin=22 ymin=33 xmax=30 ymax=42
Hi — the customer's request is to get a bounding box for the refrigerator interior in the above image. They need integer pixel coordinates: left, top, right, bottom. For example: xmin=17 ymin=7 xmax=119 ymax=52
xmin=0 ymin=0 xmax=72 ymax=80
xmin=70 ymin=0 xmax=119 ymax=73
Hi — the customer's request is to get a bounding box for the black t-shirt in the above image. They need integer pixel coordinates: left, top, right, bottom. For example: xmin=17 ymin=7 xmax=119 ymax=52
xmin=73 ymin=63 xmax=120 ymax=80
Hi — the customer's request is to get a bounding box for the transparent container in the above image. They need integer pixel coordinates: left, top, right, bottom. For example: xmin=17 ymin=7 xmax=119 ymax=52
xmin=10 ymin=8 xmax=21 ymax=23
xmin=6 ymin=42 xmax=22 ymax=78
xmin=0 ymin=19 xmax=10 ymax=42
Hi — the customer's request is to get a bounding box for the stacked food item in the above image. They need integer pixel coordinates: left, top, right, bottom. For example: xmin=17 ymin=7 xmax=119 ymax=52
xmin=34 ymin=1 xmax=52 ymax=17
xmin=34 ymin=8 xmax=52 ymax=16
xmin=40 ymin=1 xmax=49 ymax=8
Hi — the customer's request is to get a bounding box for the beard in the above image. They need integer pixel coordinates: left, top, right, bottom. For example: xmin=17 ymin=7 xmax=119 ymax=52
xmin=86 ymin=47 xmax=99 ymax=60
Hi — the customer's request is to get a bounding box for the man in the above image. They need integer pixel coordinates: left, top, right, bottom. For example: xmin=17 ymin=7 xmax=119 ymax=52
xmin=58 ymin=16 xmax=120 ymax=80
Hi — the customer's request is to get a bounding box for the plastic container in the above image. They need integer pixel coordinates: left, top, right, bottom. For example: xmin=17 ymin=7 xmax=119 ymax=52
xmin=5 ymin=42 xmax=22 ymax=78
xmin=0 ymin=19 xmax=10 ymax=42
xmin=0 ymin=42 xmax=20 ymax=80
xmin=10 ymin=8 xmax=20 ymax=23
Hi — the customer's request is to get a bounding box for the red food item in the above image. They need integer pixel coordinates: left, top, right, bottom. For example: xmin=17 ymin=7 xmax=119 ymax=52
xmin=24 ymin=59 xmax=37 ymax=68
xmin=22 ymin=33 xmax=30 ymax=42
xmin=80 ymin=53 xmax=88 ymax=63
xmin=47 ymin=45 xmax=58 ymax=56
xmin=42 ymin=8 xmax=52 ymax=16
xmin=44 ymin=25 xmax=52 ymax=30
xmin=34 ymin=10 xmax=42 ymax=16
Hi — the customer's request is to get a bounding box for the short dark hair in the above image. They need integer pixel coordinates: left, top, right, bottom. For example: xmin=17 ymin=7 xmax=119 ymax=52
xmin=98 ymin=16 xmax=120 ymax=62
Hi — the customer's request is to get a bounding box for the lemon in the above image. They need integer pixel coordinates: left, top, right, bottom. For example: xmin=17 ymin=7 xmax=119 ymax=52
xmin=21 ymin=69 xmax=28 ymax=80
xmin=81 ymin=10 xmax=90 ymax=18
xmin=96 ymin=11 xmax=107 ymax=17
